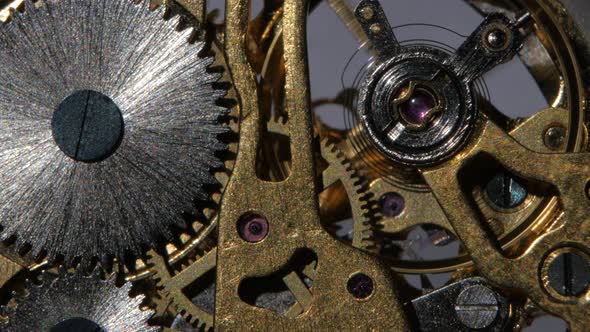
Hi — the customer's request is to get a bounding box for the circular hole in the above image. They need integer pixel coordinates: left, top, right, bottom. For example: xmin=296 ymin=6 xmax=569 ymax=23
xmin=346 ymin=273 xmax=374 ymax=300
xmin=379 ymin=192 xmax=405 ymax=218
xmin=237 ymin=213 xmax=269 ymax=243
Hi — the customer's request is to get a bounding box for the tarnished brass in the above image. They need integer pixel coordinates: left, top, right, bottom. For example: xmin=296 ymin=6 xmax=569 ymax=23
xmin=0 ymin=0 xmax=589 ymax=330
xmin=422 ymin=117 xmax=590 ymax=331
xmin=214 ymin=0 xmax=408 ymax=329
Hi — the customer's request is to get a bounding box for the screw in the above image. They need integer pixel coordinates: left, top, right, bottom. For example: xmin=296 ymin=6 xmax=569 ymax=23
xmin=370 ymin=23 xmax=382 ymax=34
xmin=347 ymin=273 xmax=374 ymax=299
xmin=237 ymin=214 xmax=269 ymax=243
xmin=360 ymin=6 xmax=374 ymax=20
xmin=547 ymin=250 xmax=590 ymax=297
xmin=379 ymin=192 xmax=405 ymax=218
xmin=52 ymin=90 xmax=124 ymax=163
xmin=454 ymin=285 xmax=499 ymax=329
xmin=484 ymin=27 xmax=509 ymax=50
xmin=544 ymin=126 xmax=566 ymax=150
xmin=484 ymin=172 xmax=527 ymax=209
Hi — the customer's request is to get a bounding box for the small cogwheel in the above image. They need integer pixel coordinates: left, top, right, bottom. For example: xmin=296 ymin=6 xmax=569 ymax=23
xmin=0 ymin=267 xmax=158 ymax=331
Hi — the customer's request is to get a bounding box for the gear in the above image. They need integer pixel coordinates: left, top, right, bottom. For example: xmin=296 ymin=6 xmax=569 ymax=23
xmin=149 ymin=240 xmax=320 ymax=331
xmin=148 ymin=225 xmax=217 ymax=331
xmin=146 ymin=139 xmax=377 ymax=331
xmin=0 ymin=0 xmax=229 ymax=263
xmin=0 ymin=267 xmax=158 ymax=331
xmin=320 ymin=139 xmax=376 ymax=250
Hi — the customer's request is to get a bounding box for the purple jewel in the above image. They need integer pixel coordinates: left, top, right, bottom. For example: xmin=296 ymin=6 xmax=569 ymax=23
xmin=238 ymin=214 xmax=269 ymax=243
xmin=398 ymin=89 xmax=436 ymax=127
xmin=380 ymin=192 xmax=405 ymax=218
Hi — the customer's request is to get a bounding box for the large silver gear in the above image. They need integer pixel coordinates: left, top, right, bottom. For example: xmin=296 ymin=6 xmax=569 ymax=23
xmin=0 ymin=267 xmax=159 ymax=331
xmin=0 ymin=0 xmax=229 ymax=263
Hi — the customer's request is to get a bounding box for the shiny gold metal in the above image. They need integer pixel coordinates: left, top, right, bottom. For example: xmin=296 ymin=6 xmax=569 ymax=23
xmin=321 ymin=139 xmax=375 ymax=250
xmin=1 ymin=0 xmax=587 ymax=330
xmin=214 ymin=0 xmax=408 ymax=329
xmin=422 ymin=117 xmax=590 ymax=331
xmin=312 ymin=1 xmax=590 ymax=329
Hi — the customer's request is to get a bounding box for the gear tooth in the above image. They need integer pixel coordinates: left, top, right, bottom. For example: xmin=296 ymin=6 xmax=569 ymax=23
xmin=320 ymin=139 xmax=378 ymax=250
xmin=0 ymin=0 xmax=232 ymax=265
xmin=150 ymin=248 xmax=215 ymax=331
xmin=4 ymin=265 xmax=157 ymax=330
xmin=88 ymin=265 xmax=104 ymax=279
xmin=210 ymin=70 xmax=224 ymax=84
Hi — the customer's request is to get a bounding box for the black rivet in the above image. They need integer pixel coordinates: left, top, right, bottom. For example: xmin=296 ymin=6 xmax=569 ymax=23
xmin=50 ymin=317 xmax=103 ymax=332
xmin=52 ymin=90 xmax=124 ymax=163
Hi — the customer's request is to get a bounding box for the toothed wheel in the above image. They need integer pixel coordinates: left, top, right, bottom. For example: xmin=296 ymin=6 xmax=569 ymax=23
xmin=0 ymin=0 xmax=230 ymax=264
xmin=0 ymin=267 xmax=158 ymax=331
xmin=149 ymin=242 xmax=217 ymax=331
xmin=320 ymin=139 xmax=377 ymax=250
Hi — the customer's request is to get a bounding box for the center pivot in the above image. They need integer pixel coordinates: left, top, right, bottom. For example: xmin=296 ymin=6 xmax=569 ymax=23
xmin=52 ymin=90 xmax=124 ymax=163
xmin=394 ymin=82 xmax=441 ymax=130
xmin=357 ymin=51 xmax=474 ymax=166
xmin=354 ymin=0 xmax=527 ymax=166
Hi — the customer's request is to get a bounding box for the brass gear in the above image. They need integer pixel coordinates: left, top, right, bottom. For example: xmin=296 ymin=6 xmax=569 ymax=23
xmin=146 ymin=137 xmax=380 ymax=330
xmin=148 ymin=221 xmax=217 ymax=331
xmin=320 ymin=139 xmax=377 ymax=251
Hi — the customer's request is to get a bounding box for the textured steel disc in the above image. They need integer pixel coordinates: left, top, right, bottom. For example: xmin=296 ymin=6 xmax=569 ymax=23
xmin=0 ymin=0 xmax=229 ymax=262
xmin=0 ymin=268 xmax=158 ymax=331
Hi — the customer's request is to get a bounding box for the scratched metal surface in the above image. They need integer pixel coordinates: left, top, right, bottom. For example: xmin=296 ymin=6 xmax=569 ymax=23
xmin=0 ymin=0 xmax=228 ymax=263
xmin=0 ymin=268 xmax=158 ymax=331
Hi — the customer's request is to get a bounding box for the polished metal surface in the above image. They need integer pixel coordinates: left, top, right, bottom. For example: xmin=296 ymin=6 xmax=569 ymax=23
xmin=411 ymin=277 xmax=509 ymax=331
xmin=354 ymin=0 xmax=528 ymax=166
xmin=356 ymin=47 xmax=475 ymax=166
xmin=0 ymin=0 xmax=587 ymax=330
xmin=0 ymin=0 xmax=228 ymax=263
xmin=0 ymin=268 xmax=158 ymax=331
